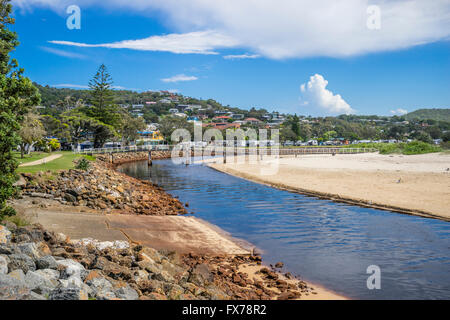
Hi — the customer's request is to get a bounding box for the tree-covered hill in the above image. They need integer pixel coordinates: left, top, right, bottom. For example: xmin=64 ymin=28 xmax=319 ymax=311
xmin=405 ymin=108 xmax=450 ymax=122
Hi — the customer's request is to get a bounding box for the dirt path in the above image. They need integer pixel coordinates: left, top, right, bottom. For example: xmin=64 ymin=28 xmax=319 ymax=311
xmin=19 ymin=154 xmax=62 ymax=167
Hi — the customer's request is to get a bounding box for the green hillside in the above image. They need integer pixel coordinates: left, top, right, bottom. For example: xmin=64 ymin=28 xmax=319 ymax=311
xmin=405 ymin=108 xmax=450 ymax=122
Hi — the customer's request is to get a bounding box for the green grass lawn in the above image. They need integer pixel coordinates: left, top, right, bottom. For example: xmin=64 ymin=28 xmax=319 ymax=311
xmin=16 ymin=151 xmax=95 ymax=174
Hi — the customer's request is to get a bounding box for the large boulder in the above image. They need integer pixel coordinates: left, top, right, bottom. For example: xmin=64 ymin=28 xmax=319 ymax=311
xmin=57 ymin=259 xmax=88 ymax=280
xmin=0 ymin=273 xmax=32 ymax=300
xmin=24 ymin=270 xmax=59 ymax=296
xmin=36 ymin=255 xmax=58 ymax=270
xmin=7 ymin=254 xmax=36 ymax=273
xmin=18 ymin=243 xmax=42 ymax=260
xmin=114 ymin=285 xmax=139 ymax=300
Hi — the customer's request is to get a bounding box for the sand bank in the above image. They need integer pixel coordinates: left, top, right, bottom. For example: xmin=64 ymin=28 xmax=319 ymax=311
xmin=207 ymin=152 xmax=450 ymax=221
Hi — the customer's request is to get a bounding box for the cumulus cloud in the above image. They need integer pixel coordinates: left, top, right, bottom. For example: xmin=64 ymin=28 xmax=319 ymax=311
xmin=390 ymin=108 xmax=408 ymax=115
xmin=300 ymin=74 xmax=355 ymax=115
xmin=49 ymin=31 xmax=239 ymax=55
xmin=223 ymin=54 xmax=260 ymax=60
xmin=15 ymin=0 xmax=450 ymax=59
xmin=161 ymin=74 xmax=198 ymax=83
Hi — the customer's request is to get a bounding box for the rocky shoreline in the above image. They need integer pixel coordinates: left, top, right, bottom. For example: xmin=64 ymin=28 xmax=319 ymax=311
xmin=20 ymin=155 xmax=186 ymax=216
xmin=2 ymin=152 xmax=327 ymax=300
xmin=0 ymin=223 xmax=316 ymax=300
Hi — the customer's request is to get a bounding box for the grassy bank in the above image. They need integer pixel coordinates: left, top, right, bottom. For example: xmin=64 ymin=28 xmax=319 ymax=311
xmin=16 ymin=151 xmax=95 ymax=174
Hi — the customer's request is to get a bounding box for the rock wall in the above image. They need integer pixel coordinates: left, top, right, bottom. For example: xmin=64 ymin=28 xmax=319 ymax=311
xmin=0 ymin=223 xmax=312 ymax=300
xmin=20 ymin=160 xmax=186 ymax=215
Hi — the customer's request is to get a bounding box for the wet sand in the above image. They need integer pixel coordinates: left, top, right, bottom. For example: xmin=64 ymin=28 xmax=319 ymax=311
xmin=207 ymin=153 xmax=450 ymax=221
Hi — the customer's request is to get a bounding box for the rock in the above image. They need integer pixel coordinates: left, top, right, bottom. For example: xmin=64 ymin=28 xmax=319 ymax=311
xmin=277 ymin=291 xmax=301 ymax=300
xmin=7 ymin=254 xmax=36 ymax=273
xmin=166 ymin=283 xmax=185 ymax=300
xmin=24 ymin=270 xmax=58 ymax=295
xmin=59 ymin=275 xmax=83 ymax=289
xmin=64 ymin=193 xmax=76 ymax=203
xmin=18 ymin=242 xmax=42 ymax=260
xmin=30 ymin=291 xmax=47 ymax=300
xmin=0 ymin=274 xmax=32 ymax=300
xmin=8 ymin=269 xmax=26 ymax=282
xmin=0 ymin=226 xmax=11 ymax=245
xmin=274 ymin=262 xmax=284 ymax=268
xmin=85 ymin=275 xmax=114 ymax=297
xmin=36 ymin=255 xmax=58 ymax=270
xmin=114 ymin=285 xmax=139 ymax=300
xmin=35 ymin=269 xmax=60 ymax=281
xmin=49 ymin=287 xmax=88 ymax=300
xmin=57 ymin=259 xmax=88 ymax=280
xmin=0 ymin=244 xmax=14 ymax=255
xmin=0 ymin=255 xmax=8 ymax=274
xmin=13 ymin=175 xmax=27 ymax=187
xmin=188 ymin=264 xmax=214 ymax=286
xmin=152 ymin=270 xmax=175 ymax=283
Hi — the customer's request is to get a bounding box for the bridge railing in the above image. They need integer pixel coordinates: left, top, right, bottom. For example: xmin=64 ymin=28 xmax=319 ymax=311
xmin=74 ymin=145 xmax=378 ymax=155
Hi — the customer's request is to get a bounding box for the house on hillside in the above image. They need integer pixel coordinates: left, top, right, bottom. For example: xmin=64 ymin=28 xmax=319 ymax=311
xmin=244 ymin=117 xmax=262 ymax=125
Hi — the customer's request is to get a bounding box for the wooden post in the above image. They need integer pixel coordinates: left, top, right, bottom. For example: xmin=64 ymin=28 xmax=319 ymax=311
xmin=148 ymin=149 xmax=152 ymax=166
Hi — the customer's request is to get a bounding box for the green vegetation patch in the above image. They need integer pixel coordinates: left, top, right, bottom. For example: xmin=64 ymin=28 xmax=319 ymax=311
xmin=16 ymin=151 xmax=95 ymax=174
xmin=349 ymin=141 xmax=441 ymax=155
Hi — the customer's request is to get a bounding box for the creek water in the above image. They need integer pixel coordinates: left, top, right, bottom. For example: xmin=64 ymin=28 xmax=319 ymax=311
xmin=118 ymin=159 xmax=450 ymax=299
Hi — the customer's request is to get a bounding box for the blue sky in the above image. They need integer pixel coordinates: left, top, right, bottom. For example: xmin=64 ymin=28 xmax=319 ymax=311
xmin=10 ymin=0 xmax=450 ymax=116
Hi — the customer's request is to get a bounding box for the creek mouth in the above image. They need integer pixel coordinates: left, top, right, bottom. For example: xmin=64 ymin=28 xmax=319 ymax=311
xmin=118 ymin=159 xmax=450 ymax=300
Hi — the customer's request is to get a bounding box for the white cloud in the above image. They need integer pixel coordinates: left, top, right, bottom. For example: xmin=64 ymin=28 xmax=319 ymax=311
xmin=223 ymin=54 xmax=260 ymax=60
xmin=390 ymin=108 xmax=408 ymax=115
xmin=40 ymin=46 xmax=87 ymax=59
xmin=16 ymin=0 xmax=450 ymax=59
xmin=161 ymin=74 xmax=198 ymax=83
xmin=52 ymin=84 xmax=89 ymax=89
xmin=300 ymin=74 xmax=355 ymax=115
xmin=52 ymin=84 xmax=139 ymax=91
xmin=49 ymin=31 xmax=239 ymax=55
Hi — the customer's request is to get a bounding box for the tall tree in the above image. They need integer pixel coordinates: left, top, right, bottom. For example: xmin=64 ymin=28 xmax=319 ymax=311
xmin=87 ymin=64 xmax=121 ymax=147
xmin=89 ymin=64 xmax=114 ymax=111
xmin=0 ymin=0 xmax=40 ymax=217
xmin=18 ymin=112 xmax=45 ymax=158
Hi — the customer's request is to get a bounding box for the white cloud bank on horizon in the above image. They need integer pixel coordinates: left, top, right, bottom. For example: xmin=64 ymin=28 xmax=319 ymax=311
xmin=300 ymin=74 xmax=355 ymax=115
xmin=15 ymin=0 xmax=450 ymax=59
xmin=52 ymin=84 xmax=140 ymax=90
xmin=223 ymin=54 xmax=260 ymax=60
xmin=161 ymin=74 xmax=198 ymax=83
xmin=390 ymin=108 xmax=408 ymax=115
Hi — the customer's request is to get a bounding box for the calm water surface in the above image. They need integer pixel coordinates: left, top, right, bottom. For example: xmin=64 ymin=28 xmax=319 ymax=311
xmin=118 ymin=159 xmax=450 ymax=299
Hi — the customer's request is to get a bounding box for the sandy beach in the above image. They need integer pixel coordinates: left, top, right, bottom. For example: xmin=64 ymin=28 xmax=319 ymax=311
xmin=207 ymin=152 xmax=450 ymax=221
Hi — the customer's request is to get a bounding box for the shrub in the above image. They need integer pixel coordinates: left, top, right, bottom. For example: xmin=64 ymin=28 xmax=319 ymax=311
xmin=75 ymin=158 xmax=91 ymax=171
xmin=402 ymin=141 xmax=441 ymax=155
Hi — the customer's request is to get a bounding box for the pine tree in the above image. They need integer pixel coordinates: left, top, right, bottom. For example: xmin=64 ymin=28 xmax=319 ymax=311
xmin=88 ymin=64 xmax=114 ymax=111
xmin=0 ymin=0 xmax=40 ymax=218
